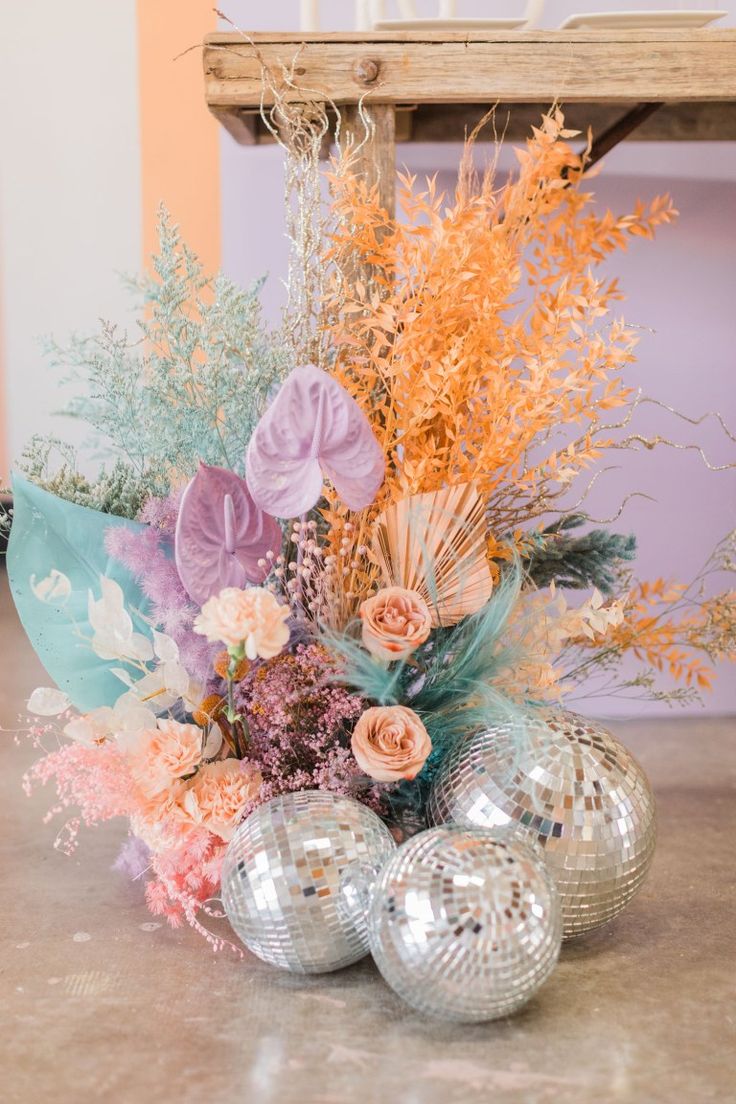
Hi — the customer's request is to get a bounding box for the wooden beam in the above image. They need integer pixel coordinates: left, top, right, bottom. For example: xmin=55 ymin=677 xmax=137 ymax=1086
xmin=339 ymin=103 xmax=396 ymax=218
xmin=587 ymin=102 xmax=664 ymax=167
xmin=204 ymin=30 xmax=736 ymax=111
xmin=204 ymin=29 xmax=736 ymax=45
xmin=208 ymin=104 xmax=259 ymax=145
xmin=215 ymin=101 xmax=736 ymax=148
xmin=399 ymin=101 xmax=736 ymax=143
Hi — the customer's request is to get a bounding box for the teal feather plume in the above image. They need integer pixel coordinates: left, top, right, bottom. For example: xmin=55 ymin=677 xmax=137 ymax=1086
xmin=318 ymin=623 xmax=407 ymax=706
xmin=321 ymin=560 xmax=531 ymax=823
xmin=321 ymin=560 xmax=525 ymax=725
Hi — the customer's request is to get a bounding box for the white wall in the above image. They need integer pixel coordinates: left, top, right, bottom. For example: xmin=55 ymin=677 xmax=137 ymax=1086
xmin=0 ymin=1 xmax=142 ymax=475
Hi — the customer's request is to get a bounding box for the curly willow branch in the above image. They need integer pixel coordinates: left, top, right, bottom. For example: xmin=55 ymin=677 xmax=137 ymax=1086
xmin=512 ymin=388 xmax=736 ymax=529
xmin=213 ymin=10 xmax=345 ymax=369
xmin=600 ymin=390 xmax=736 ymax=472
xmin=540 ymin=465 xmax=656 ymax=525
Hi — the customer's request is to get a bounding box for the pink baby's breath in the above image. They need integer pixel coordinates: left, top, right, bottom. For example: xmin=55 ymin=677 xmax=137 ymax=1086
xmin=234 ymin=643 xmax=382 ymax=813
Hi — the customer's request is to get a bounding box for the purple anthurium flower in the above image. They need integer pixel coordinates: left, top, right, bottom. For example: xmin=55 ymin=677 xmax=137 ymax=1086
xmin=245 ymin=364 xmax=385 ymax=517
xmin=174 ymin=462 xmax=281 ymax=605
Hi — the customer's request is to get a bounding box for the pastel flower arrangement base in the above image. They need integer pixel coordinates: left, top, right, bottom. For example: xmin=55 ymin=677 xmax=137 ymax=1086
xmin=4 ymin=109 xmax=735 ymax=995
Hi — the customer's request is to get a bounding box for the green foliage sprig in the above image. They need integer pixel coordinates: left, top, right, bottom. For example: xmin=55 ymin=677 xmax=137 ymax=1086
xmin=524 ymin=514 xmax=637 ymax=594
xmin=18 ymin=437 xmax=158 ymax=520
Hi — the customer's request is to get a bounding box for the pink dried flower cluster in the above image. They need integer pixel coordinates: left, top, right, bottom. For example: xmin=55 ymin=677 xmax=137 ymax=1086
xmin=25 ymin=713 xmax=260 ymax=933
xmin=234 ymin=643 xmax=380 ymax=808
xmin=145 ymin=829 xmax=226 ymax=932
xmin=25 ymin=742 xmax=136 ymax=849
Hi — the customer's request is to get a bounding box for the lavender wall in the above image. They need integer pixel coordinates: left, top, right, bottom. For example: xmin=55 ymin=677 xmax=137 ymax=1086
xmin=219 ymin=2 xmax=736 ymax=716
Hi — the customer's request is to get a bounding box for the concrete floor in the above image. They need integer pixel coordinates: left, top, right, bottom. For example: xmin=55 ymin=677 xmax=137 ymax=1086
xmin=1 ymin=568 xmax=734 ymax=1104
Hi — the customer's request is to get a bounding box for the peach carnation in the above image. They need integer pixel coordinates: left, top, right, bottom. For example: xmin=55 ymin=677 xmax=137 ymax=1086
xmin=178 ymin=759 xmax=262 ymax=841
xmin=131 ymin=788 xmax=189 ymax=852
xmin=129 ymin=718 xmax=203 ymax=798
xmin=360 ymin=586 xmax=432 ymax=661
xmin=193 ymin=586 xmax=290 ymax=658
xmin=351 ymin=705 xmax=432 ymax=782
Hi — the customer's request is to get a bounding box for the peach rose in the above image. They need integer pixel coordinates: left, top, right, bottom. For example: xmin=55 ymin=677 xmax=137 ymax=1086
xmin=194 ymin=586 xmax=290 ymax=658
xmin=178 ymin=759 xmax=262 ymax=841
xmin=360 ymin=587 xmax=432 ymax=661
xmin=351 ymin=705 xmax=432 ymax=782
xmin=129 ymin=718 xmax=203 ymax=797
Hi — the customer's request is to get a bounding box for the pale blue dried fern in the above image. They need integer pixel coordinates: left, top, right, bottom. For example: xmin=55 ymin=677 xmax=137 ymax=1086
xmin=38 ymin=207 xmax=290 ymax=497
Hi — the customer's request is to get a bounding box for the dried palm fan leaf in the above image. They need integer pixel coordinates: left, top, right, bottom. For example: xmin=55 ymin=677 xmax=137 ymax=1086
xmin=370 ymin=483 xmax=494 ymax=626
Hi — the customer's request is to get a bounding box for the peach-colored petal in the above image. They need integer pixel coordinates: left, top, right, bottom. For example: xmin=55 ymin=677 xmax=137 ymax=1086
xmin=176 ymin=759 xmax=262 ymax=841
xmin=351 ymin=705 xmax=432 ymax=782
xmin=193 ymin=586 xmax=290 ymax=657
xmin=360 ymin=586 xmax=432 ymax=662
xmin=127 ymin=718 xmax=203 ymax=798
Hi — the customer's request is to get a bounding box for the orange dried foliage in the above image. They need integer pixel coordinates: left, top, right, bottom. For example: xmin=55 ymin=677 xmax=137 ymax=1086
xmin=326 ymin=109 xmax=676 ymax=536
xmin=576 ymin=579 xmax=718 ymax=690
xmin=213 ymin=652 xmax=251 ymax=682
xmin=192 ymin=693 xmax=225 ymax=727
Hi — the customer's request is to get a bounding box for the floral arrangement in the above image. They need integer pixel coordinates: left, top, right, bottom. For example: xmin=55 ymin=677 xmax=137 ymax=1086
xmin=4 ymin=109 xmax=735 ymax=949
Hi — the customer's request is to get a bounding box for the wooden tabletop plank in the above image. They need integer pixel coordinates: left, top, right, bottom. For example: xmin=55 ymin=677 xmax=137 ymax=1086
xmin=204 ymin=30 xmax=736 ymax=107
xmin=204 ymin=29 xmax=736 ymax=44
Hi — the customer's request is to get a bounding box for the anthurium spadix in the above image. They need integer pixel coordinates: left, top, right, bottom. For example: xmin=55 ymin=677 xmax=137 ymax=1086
xmin=174 ymin=462 xmax=281 ymax=606
xmin=245 ymin=364 xmax=385 ymax=517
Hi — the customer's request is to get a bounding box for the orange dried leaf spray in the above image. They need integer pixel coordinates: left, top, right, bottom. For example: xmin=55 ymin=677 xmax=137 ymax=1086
xmin=326 ymin=109 xmax=676 ymax=540
xmin=567 ymin=578 xmax=736 ymax=693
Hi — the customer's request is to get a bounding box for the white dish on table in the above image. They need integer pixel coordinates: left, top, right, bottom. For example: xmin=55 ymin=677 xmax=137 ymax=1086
xmin=373 ymin=18 xmax=528 ymax=30
xmin=558 ymin=10 xmax=727 ymax=31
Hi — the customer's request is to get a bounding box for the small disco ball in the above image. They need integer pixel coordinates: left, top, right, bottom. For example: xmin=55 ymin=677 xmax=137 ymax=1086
xmin=428 ymin=711 xmax=656 ymax=937
xmin=367 ymin=826 xmax=561 ymax=1022
xmin=221 ymin=790 xmax=396 ymax=974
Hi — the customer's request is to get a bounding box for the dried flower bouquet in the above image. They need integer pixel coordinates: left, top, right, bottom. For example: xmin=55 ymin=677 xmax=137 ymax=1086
xmin=4 ymin=109 xmax=735 ymax=945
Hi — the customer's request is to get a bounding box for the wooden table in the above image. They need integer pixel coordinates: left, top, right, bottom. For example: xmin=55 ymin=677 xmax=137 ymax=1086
xmin=203 ymin=29 xmax=736 ymax=214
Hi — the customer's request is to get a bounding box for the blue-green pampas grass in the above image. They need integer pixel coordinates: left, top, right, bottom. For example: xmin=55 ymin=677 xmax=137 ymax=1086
xmin=321 ymin=562 xmax=523 ymax=718
xmin=318 ymin=623 xmax=408 ymax=706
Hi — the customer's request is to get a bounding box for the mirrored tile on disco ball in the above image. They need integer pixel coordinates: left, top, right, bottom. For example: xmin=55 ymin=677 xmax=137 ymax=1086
xmin=428 ymin=711 xmax=656 ymax=937
xmin=368 ymin=825 xmax=562 ymax=1022
xmin=221 ymin=789 xmax=396 ymax=974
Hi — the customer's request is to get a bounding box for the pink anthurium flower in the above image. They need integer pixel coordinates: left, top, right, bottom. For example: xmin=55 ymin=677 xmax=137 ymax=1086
xmin=245 ymin=364 xmax=385 ymax=517
xmin=174 ymin=463 xmax=281 ymax=606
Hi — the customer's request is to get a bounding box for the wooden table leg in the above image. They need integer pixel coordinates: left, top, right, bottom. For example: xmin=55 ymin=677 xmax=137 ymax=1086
xmin=339 ymin=103 xmax=397 ymax=220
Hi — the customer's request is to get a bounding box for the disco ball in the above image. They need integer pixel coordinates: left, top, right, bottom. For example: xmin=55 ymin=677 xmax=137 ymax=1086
xmin=367 ymin=825 xmax=561 ymax=1022
xmin=428 ymin=711 xmax=656 ymax=937
xmin=221 ymin=790 xmax=396 ymax=973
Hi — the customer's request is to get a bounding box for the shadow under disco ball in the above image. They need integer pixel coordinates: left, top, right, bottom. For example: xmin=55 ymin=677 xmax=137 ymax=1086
xmin=367 ymin=826 xmax=561 ymax=1022
xmin=221 ymin=790 xmax=396 ymax=974
xmin=428 ymin=711 xmax=656 ymax=938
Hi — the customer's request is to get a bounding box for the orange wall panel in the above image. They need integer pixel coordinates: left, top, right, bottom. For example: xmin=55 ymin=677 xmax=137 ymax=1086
xmin=137 ymin=0 xmax=221 ymax=275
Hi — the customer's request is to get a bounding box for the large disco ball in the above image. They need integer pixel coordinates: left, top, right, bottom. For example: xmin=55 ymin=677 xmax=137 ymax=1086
xmin=221 ymin=790 xmax=396 ymax=973
xmin=428 ymin=711 xmax=656 ymax=937
xmin=367 ymin=825 xmax=561 ymax=1022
